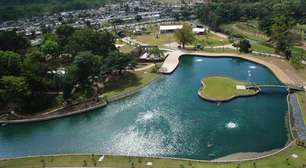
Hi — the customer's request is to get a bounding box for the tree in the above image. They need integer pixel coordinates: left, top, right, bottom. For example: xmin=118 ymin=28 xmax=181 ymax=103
xmin=66 ymin=28 xmax=116 ymax=55
xmin=0 ymin=51 xmax=22 ymax=76
xmin=174 ymin=24 xmax=195 ymax=49
xmin=233 ymin=39 xmax=252 ymax=53
xmin=102 ymin=51 xmax=136 ymax=75
xmin=63 ymin=65 xmax=77 ymax=100
xmin=23 ymin=49 xmax=51 ymax=91
xmin=148 ymin=48 xmax=165 ymax=60
xmin=55 ymin=24 xmax=75 ymax=49
xmin=72 ymin=51 xmax=102 ymax=86
xmin=0 ymin=31 xmax=30 ymax=53
xmin=40 ymin=39 xmax=60 ymax=57
xmin=0 ymin=76 xmax=31 ymax=111
xmin=271 ymin=16 xmax=294 ymax=59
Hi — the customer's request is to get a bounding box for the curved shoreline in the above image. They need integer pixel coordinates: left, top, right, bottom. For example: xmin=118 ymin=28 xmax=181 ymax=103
xmin=0 ymin=74 xmax=162 ymax=124
xmin=0 ymin=140 xmax=296 ymax=163
xmin=160 ymin=51 xmax=298 ymax=85
xmin=198 ymin=77 xmax=260 ymax=102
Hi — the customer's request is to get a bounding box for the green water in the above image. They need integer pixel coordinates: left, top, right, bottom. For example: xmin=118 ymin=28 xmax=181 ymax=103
xmin=0 ymin=56 xmax=288 ymax=160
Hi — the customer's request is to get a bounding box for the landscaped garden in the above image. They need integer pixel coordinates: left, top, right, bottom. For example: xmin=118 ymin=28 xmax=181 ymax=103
xmin=198 ymin=76 xmax=258 ymax=101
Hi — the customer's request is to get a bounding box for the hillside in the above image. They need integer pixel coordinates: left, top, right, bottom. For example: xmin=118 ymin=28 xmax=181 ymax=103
xmin=0 ymin=0 xmax=118 ymax=21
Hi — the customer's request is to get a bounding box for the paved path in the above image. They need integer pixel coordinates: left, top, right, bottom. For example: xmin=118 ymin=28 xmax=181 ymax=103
xmin=289 ymin=94 xmax=306 ymax=141
xmin=160 ymin=50 xmax=299 ymax=85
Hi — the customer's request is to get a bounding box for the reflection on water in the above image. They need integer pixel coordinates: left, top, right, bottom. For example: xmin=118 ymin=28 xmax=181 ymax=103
xmin=0 ymin=56 xmax=288 ymax=160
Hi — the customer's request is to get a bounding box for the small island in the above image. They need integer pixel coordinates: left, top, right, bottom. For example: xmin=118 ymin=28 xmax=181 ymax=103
xmin=198 ymin=76 xmax=260 ymax=102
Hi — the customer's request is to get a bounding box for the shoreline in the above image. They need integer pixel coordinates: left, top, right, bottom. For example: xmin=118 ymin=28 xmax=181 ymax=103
xmin=160 ymin=51 xmax=303 ymax=85
xmin=198 ymin=76 xmax=260 ymax=102
xmin=0 ymin=140 xmax=296 ymax=163
xmin=0 ymin=73 xmax=162 ymax=124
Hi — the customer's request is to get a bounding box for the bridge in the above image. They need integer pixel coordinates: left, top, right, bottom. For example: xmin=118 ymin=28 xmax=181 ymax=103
xmin=246 ymin=83 xmax=305 ymax=92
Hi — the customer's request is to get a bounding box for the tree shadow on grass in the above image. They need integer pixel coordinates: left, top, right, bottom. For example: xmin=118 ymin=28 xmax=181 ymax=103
xmin=104 ymin=72 xmax=142 ymax=93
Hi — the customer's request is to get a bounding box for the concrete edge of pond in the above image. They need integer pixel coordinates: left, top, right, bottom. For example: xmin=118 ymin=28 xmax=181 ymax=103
xmin=160 ymin=51 xmax=298 ymax=85
xmin=197 ymin=76 xmax=261 ymax=102
xmin=0 ymin=140 xmax=297 ymax=163
xmin=0 ymin=75 xmax=163 ymax=124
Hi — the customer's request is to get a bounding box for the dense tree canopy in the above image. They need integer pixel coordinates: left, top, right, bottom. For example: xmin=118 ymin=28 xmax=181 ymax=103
xmin=0 ymin=26 xmax=135 ymax=114
xmin=0 ymin=31 xmax=30 ymax=53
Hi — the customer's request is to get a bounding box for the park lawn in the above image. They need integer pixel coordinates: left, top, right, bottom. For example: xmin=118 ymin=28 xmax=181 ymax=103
xmin=221 ymin=22 xmax=269 ymax=42
xmin=118 ymin=44 xmax=135 ymax=53
xmin=194 ymin=33 xmax=230 ymax=47
xmin=292 ymin=46 xmax=306 ymax=60
xmin=1 ymin=145 xmax=306 ymax=168
xmin=103 ymin=68 xmax=159 ymax=99
xmin=200 ymin=76 xmax=257 ymax=101
xmin=135 ymin=33 xmax=175 ymax=46
xmin=296 ymin=92 xmax=306 ymax=125
xmin=252 ymin=43 xmax=275 ymax=54
xmin=202 ymin=47 xmax=237 ymax=53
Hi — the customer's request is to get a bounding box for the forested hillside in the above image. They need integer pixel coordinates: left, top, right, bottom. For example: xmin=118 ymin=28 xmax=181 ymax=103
xmin=0 ymin=0 xmax=119 ymax=21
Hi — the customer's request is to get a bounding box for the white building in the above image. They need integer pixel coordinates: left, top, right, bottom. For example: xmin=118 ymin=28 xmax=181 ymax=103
xmin=159 ymin=25 xmax=183 ymax=33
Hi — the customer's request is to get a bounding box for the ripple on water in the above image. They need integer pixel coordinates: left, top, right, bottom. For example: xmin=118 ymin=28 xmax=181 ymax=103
xmin=249 ymin=65 xmax=257 ymax=69
xmin=226 ymin=122 xmax=238 ymax=129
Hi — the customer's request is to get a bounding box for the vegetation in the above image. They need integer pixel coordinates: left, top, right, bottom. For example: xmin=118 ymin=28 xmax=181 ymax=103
xmin=197 ymin=0 xmax=305 ymax=63
xmin=220 ymin=22 xmax=269 ymax=42
xmin=0 ymin=25 xmax=138 ymax=114
xmin=174 ymin=24 xmax=195 ymax=49
xmin=1 ymin=144 xmax=306 ymax=168
xmin=135 ymin=33 xmax=175 ymax=46
xmin=0 ymin=0 xmax=117 ymax=21
xmin=193 ymin=33 xmax=230 ymax=47
xmin=199 ymin=76 xmax=257 ymax=101
xmin=104 ymin=68 xmax=159 ymax=99
xmin=296 ymin=92 xmax=306 ymax=125
xmin=233 ymin=39 xmax=252 ymax=53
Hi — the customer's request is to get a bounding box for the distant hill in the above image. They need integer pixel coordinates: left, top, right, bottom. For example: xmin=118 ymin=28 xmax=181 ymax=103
xmin=0 ymin=0 xmax=117 ymax=22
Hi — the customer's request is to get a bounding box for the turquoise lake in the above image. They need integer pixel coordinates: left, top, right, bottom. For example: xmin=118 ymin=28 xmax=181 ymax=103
xmin=0 ymin=56 xmax=288 ymax=160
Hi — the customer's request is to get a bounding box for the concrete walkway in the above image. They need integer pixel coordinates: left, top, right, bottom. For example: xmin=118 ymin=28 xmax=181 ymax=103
xmin=289 ymin=94 xmax=306 ymax=141
xmin=159 ymin=50 xmax=300 ymax=85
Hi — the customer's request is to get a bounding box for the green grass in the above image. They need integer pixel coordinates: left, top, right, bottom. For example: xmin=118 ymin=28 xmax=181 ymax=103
xmin=103 ymin=69 xmax=159 ymax=99
xmin=292 ymin=46 xmax=306 ymax=60
xmin=252 ymin=43 xmax=275 ymax=54
xmin=118 ymin=44 xmax=135 ymax=53
xmin=1 ymin=144 xmax=306 ymax=168
xmin=194 ymin=33 xmax=230 ymax=47
xmin=202 ymin=47 xmax=237 ymax=53
xmin=199 ymin=76 xmax=257 ymax=101
xmin=296 ymin=92 xmax=306 ymax=125
xmin=135 ymin=33 xmax=175 ymax=46
xmin=221 ymin=22 xmax=269 ymax=42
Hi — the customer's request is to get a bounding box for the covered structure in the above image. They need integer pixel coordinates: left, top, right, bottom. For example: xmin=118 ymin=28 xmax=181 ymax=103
xmin=159 ymin=25 xmax=183 ymax=33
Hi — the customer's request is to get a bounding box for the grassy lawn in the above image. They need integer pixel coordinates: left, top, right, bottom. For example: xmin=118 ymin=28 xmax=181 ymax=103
xmin=292 ymin=46 xmax=306 ymax=60
xmin=296 ymin=92 xmax=306 ymax=125
xmin=221 ymin=22 xmax=269 ymax=42
xmin=194 ymin=33 xmax=230 ymax=47
xmin=118 ymin=44 xmax=135 ymax=53
xmin=1 ymin=144 xmax=306 ymax=168
xmin=135 ymin=33 xmax=175 ymax=46
xmin=103 ymin=68 xmax=159 ymax=99
xmin=199 ymin=76 xmax=257 ymax=101
xmin=252 ymin=43 xmax=275 ymax=54
xmin=202 ymin=47 xmax=237 ymax=53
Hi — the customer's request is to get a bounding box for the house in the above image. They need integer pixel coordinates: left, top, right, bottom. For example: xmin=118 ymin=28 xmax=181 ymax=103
xmin=192 ymin=27 xmax=206 ymax=35
xmin=159 ymin=25 xmax=183 ymax=33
